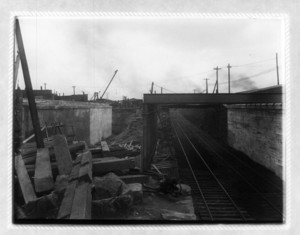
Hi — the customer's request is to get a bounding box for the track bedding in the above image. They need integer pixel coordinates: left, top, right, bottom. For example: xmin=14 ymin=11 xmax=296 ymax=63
xmin=170 ymin=110 xmax=284 ymax=223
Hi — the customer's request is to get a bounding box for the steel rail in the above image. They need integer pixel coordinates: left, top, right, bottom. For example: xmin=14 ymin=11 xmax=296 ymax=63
xmin=170 ymin=118 xmax=214 ymax=221
xmin=177 ymin=114 xmax=282 ymax=192
xmin=173 ymin=117 xmax=247 ymax=221
xmin=174 ymin=113 xmax=284 ymax=219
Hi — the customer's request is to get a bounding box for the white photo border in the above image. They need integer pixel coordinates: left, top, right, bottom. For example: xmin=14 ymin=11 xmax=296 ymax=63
xmin=7 ymin=11 xmax=291 ymax=231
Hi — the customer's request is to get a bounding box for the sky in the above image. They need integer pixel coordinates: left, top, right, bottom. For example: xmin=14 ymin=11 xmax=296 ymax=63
xmin=16 ymin=17 xmax=283 ymax=100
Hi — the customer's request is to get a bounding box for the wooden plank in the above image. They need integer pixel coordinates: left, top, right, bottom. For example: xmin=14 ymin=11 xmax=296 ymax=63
xmin=69 ymin=181 xmax=91 ymax=220
xmin=14 ymin=154 xmax=37 ymax=204
xmin=78 ymin=151 xmax=92 ymax=182
xmin=119 ymin=175 xmax=149 ymax=184
xmin=21 ymin=142 xmax=85 ymax=165
xmin=68 ymin=163 xmax=81 ymax=182
xmin=15 ymin=19 xmax=44 ymax=148
xmin=57 ymin=180 xmax=78 ymax=219
xmin=34 ymin=148 xmax=54 ymax=193
xmin=57 ymin=154 xmax=82 ymax=219
xmin=93 ymin=157 xmax=135 ymax=176
xmin=53 ymin=135 xmax=73 ymax=175
xmin=101 ymin=141 xmax=110 ymax=152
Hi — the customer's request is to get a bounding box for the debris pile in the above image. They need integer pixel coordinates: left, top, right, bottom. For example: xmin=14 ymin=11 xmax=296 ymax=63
xmin=14 ymin=134 xmax=140 ymax=220
xmin=14 ymin=108 xmax=196 ymax=221
xmin=108 ymin=113 xmax=143 ymax=145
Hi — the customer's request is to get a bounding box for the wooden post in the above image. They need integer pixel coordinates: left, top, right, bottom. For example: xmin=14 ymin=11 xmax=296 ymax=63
xmin=15 ymin=154 xmax=37 ymax=204
xmin=15 ymin=19 xmax=44 ymax=148
xmin=34 ymin=148 xmax=54 ymax=193
xmin=53 ymin=135 xmax=73 ymax=175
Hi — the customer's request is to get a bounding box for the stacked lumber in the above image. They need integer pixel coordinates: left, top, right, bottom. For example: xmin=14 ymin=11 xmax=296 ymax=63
xmin=15 ymin=135 xmax=139 ymax=220
xmin=15 ymin=154 xmax=37 ymax=204
xmin=20 ymin=141 xmax=86 ymax=165
xmin=34 ymin=148 xmax=54 ymax=193
xmin=57 ymin=151 xmax=92 ymax=219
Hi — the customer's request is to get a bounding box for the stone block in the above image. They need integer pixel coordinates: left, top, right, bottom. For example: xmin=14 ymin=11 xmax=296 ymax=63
xmin=93 ymin=172 xmax=128 ymax=200
xmin=122 ymin=183 xmax=143 ymax=204
xmin=177 ymin=184 xmax=191 ymax=196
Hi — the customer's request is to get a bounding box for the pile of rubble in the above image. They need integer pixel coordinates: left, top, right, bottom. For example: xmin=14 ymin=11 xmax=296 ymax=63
xmin=108 ymin=114 xmax=143 ymax=145
xmin=14 ymin=134 xmax=141 ymax=220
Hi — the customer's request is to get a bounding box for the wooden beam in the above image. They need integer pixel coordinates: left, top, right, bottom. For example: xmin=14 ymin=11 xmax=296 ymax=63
xmin=15 ymin=19 xmax=44 ymax=148
xmin=57 ymin=155 xmax=82 ymax=219
xmin=14 ymin=154 xmax=37 ymax=204
xmin=21 ymin=141 xmax=86 ymax=165
xmin=78 ymin=151 xmax=92 ymax=182
xmin=34 ymin=148 xmax=54 ymax=193
xmin=13 ymin=53 xmax=20 ymax=89
xmin=93 ymin=157 xmax=135 ymax=176
xmin=143 ymin=93 xmax=282 ymax=104
xmin=69 ymin=181 xmax=91 ymax=220
xmin=53 ymin=135 xmax=73 ymax=175
xmin=57 ymin=180 xmax=78 ymax=219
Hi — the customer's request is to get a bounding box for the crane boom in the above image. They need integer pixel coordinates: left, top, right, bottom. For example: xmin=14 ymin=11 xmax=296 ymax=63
xmin=100 ymin=70 xmax=118 ymax=100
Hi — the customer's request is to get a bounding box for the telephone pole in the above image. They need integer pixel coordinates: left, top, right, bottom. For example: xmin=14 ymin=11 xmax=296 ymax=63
xmin=227 ymin=64 xmax=232 ymax=93
xmin=276 ymin=53 xmax=280 ymax=85
xmin=213 ymin=66 xmax=221 ymax=94
xmin=72 ymin=86 xmax=76 ymax=95
xmin=204 ymin=78 xmax=209 ymax=94
xmin=150 ymin=82 xmax=154 ymax=94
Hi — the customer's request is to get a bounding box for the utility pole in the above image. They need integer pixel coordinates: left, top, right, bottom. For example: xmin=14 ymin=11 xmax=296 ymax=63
xmin=161 ymin=87 xmax=163 ymax=94
xmin=213 ymin=66 xmax=221 ymax=94
xmin=15 ymin=19 xmax=44 ymax=148
xmin=150 ymin=82 xmax=154 ymax=94
xmin=227 ymin=64 xmax=232 ymax=93
xmin=204 ymin=78 xmax=209 ymax=94
xmin=44 ymin=83 xmax=47 ymax=90
xmin=72 ymin=86 xmax=76 ymax=95
xmin=276 ymin=53 xmax=280 ymax=85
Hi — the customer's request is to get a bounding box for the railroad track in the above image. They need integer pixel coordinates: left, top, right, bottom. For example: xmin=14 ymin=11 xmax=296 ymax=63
xmin=170 ymin=111 xmax=284 ymax=222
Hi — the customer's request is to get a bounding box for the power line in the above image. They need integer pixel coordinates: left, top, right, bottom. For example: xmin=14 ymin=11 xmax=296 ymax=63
xmin=219 ymin=67 xmax=276 ymax=85
xmin=153 ymin=83 xmax=176 ymax=93
xmin=232 ymin=58 xmax=274 ymax=68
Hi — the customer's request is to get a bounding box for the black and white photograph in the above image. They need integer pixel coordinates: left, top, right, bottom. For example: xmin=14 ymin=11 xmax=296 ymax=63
xmin=11 ymin=15 xmax=286 ymax=224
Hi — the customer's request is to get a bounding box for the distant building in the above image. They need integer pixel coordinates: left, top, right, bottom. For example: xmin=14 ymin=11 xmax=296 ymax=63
xmin=19 ymin=87 xmax=88 ymax=102
xmin=20 ymin=88 xmax=55 ymax=100
xmin=55 ymin=94 xmax=88 ymax=102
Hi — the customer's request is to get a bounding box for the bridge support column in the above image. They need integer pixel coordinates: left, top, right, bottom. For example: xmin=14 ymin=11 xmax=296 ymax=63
xmin=141 ymin=104 xmax=157 ymax=171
